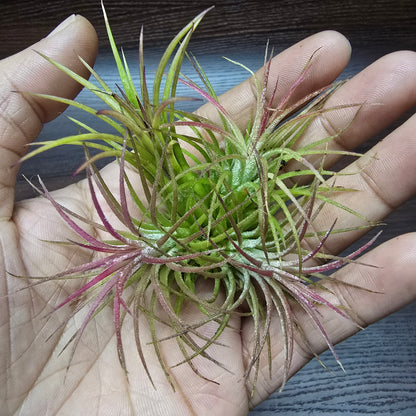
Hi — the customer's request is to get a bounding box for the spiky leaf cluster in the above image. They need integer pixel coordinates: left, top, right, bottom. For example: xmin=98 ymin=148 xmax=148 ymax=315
xmin=21 ymin=5 xmax=374 ymax=391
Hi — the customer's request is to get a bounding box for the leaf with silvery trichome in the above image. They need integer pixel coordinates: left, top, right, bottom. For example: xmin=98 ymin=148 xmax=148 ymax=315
xmin=19 ymin=5 xmax=377 ymax=392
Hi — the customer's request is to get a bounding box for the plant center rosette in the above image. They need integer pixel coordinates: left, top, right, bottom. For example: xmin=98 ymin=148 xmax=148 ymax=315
xmin=20 ymin=5 xmax=377 ymax=392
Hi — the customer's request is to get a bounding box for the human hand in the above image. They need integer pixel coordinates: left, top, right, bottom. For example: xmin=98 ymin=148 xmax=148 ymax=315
xmin=1 ymin=15 xmax=415 ymax=416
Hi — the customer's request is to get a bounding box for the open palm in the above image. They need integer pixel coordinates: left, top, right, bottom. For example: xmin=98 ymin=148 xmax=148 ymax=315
xmin=1 ymin=15 xmax=415 ymax=416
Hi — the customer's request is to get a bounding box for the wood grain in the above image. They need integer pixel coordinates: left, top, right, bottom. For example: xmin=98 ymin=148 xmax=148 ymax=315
xmin=1 ymin=0 xmax=415 ymax=57
xmin=1 ymin=1 xmax=416 ymax=415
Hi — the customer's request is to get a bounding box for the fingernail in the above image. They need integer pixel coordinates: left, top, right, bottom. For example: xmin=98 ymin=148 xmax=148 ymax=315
xmin=47 ymin=14 xmax=77 ymax=37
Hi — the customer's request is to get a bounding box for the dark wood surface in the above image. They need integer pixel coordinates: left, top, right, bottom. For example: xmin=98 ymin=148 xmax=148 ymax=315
xmin=1 ymin=0 xmax=416 ymax=58
xmin=1 ymin=1 xmax=415 ymax=415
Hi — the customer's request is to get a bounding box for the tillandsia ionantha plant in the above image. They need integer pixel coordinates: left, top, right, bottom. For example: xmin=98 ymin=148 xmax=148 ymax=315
xmin=18 ymin=3 xmax=378 ymax=393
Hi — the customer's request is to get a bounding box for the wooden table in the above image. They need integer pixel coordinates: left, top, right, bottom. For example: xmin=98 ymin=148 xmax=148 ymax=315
xmin=1 ymin=1 xmax=415 ymax=414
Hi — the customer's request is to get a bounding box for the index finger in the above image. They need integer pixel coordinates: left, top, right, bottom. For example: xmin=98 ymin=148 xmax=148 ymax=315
xmin=195 ymin=31 xmax=352 ymax=130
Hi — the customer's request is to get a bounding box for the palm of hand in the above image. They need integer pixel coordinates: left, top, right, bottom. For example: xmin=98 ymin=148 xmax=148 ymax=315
xmin=1 ymin=15 xmax=416 ymax=416
xmin=4 ymin=190 xmax=248 ymax=414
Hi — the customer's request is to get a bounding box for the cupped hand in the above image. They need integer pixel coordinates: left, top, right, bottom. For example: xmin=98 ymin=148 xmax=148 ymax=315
xmin=1 ymin=15 xmax=415 ymax=416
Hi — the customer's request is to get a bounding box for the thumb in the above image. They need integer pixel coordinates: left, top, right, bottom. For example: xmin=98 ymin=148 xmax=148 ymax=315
xmin=0 ymin=14 xmax=98 ymax=220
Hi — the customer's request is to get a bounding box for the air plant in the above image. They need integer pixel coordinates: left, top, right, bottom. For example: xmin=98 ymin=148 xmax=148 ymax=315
xmin=19 ymin=4 xmax=377 ymax=393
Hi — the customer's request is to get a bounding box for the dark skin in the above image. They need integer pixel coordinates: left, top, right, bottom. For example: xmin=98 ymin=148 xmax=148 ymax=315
xmin=1 ymin=15 xmax=415 ymax=415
